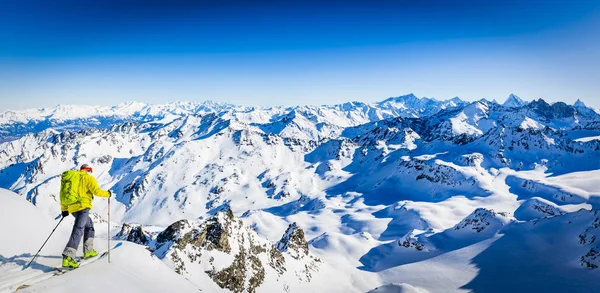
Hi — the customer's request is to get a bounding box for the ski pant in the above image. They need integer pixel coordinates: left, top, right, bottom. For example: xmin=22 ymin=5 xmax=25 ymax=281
xmin=63 ymin=208 xmax=95 ymax=258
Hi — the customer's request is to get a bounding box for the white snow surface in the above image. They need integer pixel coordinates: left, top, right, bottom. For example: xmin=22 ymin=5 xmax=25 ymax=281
xmin=368 ymin=283 xmax=430 ymax=293
xmin=1 ymin=95 xmax=600 ymax=292
xmin=0 ymin=189 xmax=206 ymax=293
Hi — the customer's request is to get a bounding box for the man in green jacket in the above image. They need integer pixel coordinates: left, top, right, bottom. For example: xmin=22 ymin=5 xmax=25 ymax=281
xmin=61 ymin=164 xmax=111 ymax=269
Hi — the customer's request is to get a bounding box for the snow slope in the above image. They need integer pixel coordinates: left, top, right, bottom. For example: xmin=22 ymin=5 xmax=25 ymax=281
xmin=1 ymin=94 xmax=600 ymax=292
xmin=0 ymin=188 xmax=205 ymax=293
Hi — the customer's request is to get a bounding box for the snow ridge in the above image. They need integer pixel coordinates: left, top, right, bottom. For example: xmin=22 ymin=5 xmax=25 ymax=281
xmin=1 ymin=94 xmax=600 ymax=292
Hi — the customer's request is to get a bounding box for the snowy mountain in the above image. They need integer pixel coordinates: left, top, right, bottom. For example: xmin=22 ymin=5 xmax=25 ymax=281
xmin=1 ymin=94 xmax=600 ymax=292
xmin=502 ymin=93 xmax=527 ymax=108
xmin=0 ymin=94 xmax=465 ymax=143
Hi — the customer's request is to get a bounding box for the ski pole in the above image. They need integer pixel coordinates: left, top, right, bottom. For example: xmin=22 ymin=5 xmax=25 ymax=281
xmin=108 ymin=196 xmax=111 ymax=263
xmin=25 ymin=217 xmax=65 ymax=269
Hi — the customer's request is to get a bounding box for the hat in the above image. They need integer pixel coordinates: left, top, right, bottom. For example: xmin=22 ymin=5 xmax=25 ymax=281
xmin=80 ymin=164 xmax=93 ymax=173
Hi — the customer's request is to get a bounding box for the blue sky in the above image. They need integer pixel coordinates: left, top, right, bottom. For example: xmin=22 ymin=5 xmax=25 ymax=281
xmin=1 ymin=0 xmax=599 ymax=110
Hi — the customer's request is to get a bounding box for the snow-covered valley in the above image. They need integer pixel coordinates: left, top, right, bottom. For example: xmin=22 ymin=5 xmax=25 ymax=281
xmin=1 ymin=94 xmax=600 ymax=292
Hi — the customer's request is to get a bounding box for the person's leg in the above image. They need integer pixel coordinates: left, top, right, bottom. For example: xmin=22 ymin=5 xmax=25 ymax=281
xmin=63 ymin=209 xmax=88 ymax=258
xmin=83 ymin=210 xmax=95 ymax=254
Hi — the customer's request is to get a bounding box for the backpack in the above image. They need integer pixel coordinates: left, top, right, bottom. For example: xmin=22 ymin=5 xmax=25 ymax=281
xmin=60 ymin=170 xmax=82 ymax=206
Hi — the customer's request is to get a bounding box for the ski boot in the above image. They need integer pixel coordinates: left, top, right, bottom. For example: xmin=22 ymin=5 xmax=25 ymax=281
xmin=83 ymin=250 xmax=98 ymax=260
xmin=62 ymin=256 xmax=79 ymax=269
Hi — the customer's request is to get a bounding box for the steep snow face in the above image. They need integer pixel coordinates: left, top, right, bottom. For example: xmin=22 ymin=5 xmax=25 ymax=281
xmin=2 ymin=96 xmax=600 ymax=292
xmin=447 ymin=101 xmax=491 ymax=136
xmin=573 ymin=99 xmax=599 ymax=117
xmin=502 ymin=94 xmax=527 ymax=108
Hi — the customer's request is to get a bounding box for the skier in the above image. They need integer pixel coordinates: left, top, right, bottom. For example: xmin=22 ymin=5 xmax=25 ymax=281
xmin=60 ymin=164 xmax=111 ymax=269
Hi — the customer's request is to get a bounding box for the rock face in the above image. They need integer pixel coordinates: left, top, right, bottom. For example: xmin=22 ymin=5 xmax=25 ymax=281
xmin=276 ymin=222 xmax=310 ymax=259
xmin=398 ymin=230 xmax=428 ymax=252
xmin=579 ymin=211 xmax=600 ymax=269
xmin=122 ymin=211 xmax=324 ymax=293
xmin=115 ymin=223 xmax=151 ymax=245
xmin=527 ymin=99 xmax=576 ymax=120
xmin=453 ymin=208 xmax=510 ymax=233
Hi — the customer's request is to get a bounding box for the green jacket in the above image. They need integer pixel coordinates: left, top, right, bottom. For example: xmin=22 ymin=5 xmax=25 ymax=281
xmin=61 ymin=171 xmax=110 ymax=214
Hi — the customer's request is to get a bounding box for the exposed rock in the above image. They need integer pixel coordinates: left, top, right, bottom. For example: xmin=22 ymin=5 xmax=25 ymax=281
xmin=248 ymin=254 xmax=265 ymax=293
xmin=93 ymin=154 xmax=113 ymax=164
xmin=398 ymin=231 xmax=428 ymax=251
xmin=156 ymin=219 xmax=192 ymax=244
xmin=453 ymin=208 xmax=509 ymax=233
xmin=581 ymin=248 xmax=600 ymax=269
xmin=148 ymin=211 xmax=322 ymax=292
xmin=268 ymin=246 xmax=287 ymax=275
xmin=115 ymin=223 xmax=150 ymax=245
xmin=202 ymin=212 xmax=232 ymax=253
xmin=276 ymin=222 xmax=309 ymax=259
xmin=457 ymin=153 xmax=484 ymax=167
xmin=579 ymin=212 xmax=600 ymax=269
xmin=209 ymin=250 xmax=247 ymax=293
xmin=527 ymin=99 xmax=576 ymax=120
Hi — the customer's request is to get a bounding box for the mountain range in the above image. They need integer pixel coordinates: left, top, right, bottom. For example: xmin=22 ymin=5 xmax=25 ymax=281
xmin=1 ymin=93 xmax=600 ymax=292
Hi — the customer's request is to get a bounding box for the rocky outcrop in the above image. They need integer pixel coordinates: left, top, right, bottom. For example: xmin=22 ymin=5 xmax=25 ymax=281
xmin=579 ymin=211 xmax=600 ymax=269
xmin=398 ymin=230 xmax=429 ymax=252
xmin=276 ymin=222 xmax=309 ymax=259
xmin=142 ymin=212 xmax=323 ymax=292
xmin=115 ymin=223 xmax=151 ymax=245
xmin=527 ymin=99 xmax=576 ymax=120
xmin=453 ymin=208 xmax=510 ymax=233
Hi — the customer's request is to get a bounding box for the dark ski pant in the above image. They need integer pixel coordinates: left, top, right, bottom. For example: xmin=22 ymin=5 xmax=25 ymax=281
xmin=63 ymin=208 xmax=95 ymax=258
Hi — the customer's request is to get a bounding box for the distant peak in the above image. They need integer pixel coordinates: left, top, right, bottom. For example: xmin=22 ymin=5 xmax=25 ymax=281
xmin=503 ymin=94 xmax=526 ymax=108
xmin=531 ymin=98 xmax=549 ymax=106
xmin=574 ymin=99 xmax=587 ymax=108
xmin=450 ymin=97 xmax=463 ymax=103
xmin=401 ymin=93 xmax=418 ymax=98
xmin=384 ymin=93 xmax=418 ymax=102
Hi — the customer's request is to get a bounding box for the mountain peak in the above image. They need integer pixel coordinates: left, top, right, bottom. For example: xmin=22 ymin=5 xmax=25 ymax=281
xmin=450 ymin=97 xmax=463 ymax=103
xmin=503 ymin=94 xmax=526 ymax=108
xmin=574 ymin=99 xmax=587 ymax=108
xmin=276 ymin=222 xmax=309 ymax=259
xmin=380 ymin=93 xmax=419 ymax=104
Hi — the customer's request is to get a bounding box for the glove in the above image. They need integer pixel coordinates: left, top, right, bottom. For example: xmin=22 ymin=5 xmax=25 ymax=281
xmin=62 ymin=211 xmax=69 ymax=217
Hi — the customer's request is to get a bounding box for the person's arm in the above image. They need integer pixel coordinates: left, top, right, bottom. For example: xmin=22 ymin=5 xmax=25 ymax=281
xmin=85 ymin=175 xmax=111 ymax=198
xmin=60 ymin=200 xmax=69 ymax=217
